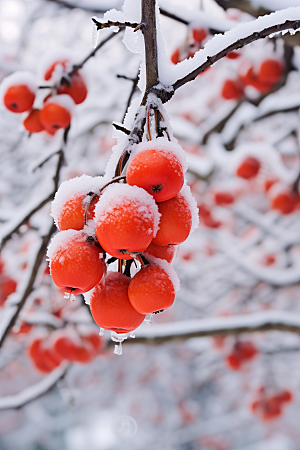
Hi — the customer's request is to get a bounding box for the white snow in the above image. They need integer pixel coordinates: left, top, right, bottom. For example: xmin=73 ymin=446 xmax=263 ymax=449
xmin=94 ymin=182 xmax=161 ymax=236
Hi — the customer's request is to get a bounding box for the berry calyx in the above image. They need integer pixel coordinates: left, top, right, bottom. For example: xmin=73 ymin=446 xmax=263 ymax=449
xmin=89 ymin=271 xmax=146 ymax=333
xmin=128 ymin=263 xmax=176 ymax=314
xmin=127 ymin=148 xmax=185 ymax=202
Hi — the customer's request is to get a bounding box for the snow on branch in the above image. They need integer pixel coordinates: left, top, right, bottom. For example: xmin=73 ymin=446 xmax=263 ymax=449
xmin=0 ymin=150 xmax=64 ymax=252
xmin=0 ymin=222 xmax=56 ymax=349
xmin=131 ymin=310 xmax=300 ymax=345
xmin=156 ymin=7 xmax=300 ymax=100
xmin=0 ymin=364 xmax=69 ymax=410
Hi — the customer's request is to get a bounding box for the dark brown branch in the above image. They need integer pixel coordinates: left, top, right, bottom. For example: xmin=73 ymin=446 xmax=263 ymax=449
xmin=141 ymin=0 xmax=159 ymax=101
xmin=171 ymin=19 xmax=300 ymax=96
xmin=68 ymin=30 xmax=122 ymax=77
xmin=112 ymin=123 xmax=131 ymax=135
xmin=122 ymin=74 xmax=139 ymax=122
xmin=92 ymin=18 xmax=139 ymax=31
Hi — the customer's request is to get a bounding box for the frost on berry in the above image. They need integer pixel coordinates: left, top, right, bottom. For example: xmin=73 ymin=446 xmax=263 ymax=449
xmin=94 ymin=183 xmax=160 ymax=259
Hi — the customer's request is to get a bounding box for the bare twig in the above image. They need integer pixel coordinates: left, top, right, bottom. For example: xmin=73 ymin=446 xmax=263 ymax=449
xmin=141 ymin=0 xmax=159 ymax=102
xmin=92 ymin=18 xmax=140 ymax=31
xmin=121 ymin=73 xmax=139 ymax=122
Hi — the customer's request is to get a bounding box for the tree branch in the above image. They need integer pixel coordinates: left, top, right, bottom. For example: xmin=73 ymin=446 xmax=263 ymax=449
xmin=141 ymin=0 xmax=159 ymax=100
xmin=128 ymin=310 xmax=300 ymax=345
xmin=0 ymin=364 xmax=69 ymax=410
xmin=172 ymin=18 xmax=300 ymax=94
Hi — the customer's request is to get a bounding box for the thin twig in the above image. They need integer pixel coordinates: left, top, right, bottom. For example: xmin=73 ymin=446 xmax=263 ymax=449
xmin=92 ymin=18 xmax=139 ymax=31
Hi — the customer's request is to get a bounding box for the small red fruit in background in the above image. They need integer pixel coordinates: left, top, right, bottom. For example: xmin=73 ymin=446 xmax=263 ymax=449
xmin=226 ymin=51 xmax=241 ymax=59
xmin=198 ymin=204 xmax=221 ymax=229
xmin=192 ymin=28 xmax=208 ymax=42
xmin=171 ymin=48 xmax=181 ymax=65
xmin=0 ymin=276 xmax=17 ymax=306
xmin=236 ymin=156 xmax=260 ymax=179
xmin=89 ymin=271 xmax=146 ymax=334
xmin=44 ymin=59 xmax=69 ymax=81
xmin=127 ymin=148 xmax=184 ymax=202
xmin=221 ymin=79 xmax=244 ymax=100
xmin=23 ymin=109 xmax=44 ymax=133
xmin=128 ymin=263 xmax=176 ymax=314
xmin=258 ymin=59 xmax=284 ymax=85
xmin=40 ymin=95 xmax=73 ymax=134
xmin=57 ymin=71 xmax=88 ymax=105
xmin=214 ymin=191 xmax=235 ymax=206
xmin=271 ymin=190 xmax=298 ymax=215
xmin=4 ymin=85 xmax=35 ymax=113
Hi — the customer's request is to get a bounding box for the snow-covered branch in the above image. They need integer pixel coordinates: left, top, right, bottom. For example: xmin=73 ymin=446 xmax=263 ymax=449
xmin=130 ymin=311 xmax=300 ymax=345
xmin=157 ymin=8 xmax=300 ymax=101
xmin=0 ymin=364 xmax=69 ymax=410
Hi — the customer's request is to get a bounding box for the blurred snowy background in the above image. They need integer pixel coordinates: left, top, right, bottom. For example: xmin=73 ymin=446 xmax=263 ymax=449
xmin=1 ymin=0 xmax=300 ymax=449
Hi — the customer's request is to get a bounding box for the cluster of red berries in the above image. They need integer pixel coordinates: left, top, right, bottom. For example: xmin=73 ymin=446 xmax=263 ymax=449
xmin=0 ymin=51 xmax=87 ymax=135
xmin=28 ymin=331 xmax=103 ymax=373
xmin=225 ymin=340 xmax=257 ymax=370
xmin=221 ymin=58 xmax=284 ymax=100
xmin=251 ymin=387 xmax=293 ymax=421
xmin=47 ymin=138 xmax=197 ymax=344
xmin=0 ymin=259 xmax=17 ymax=307
xmin=171 ymin=27 xmax=210 ymax=66
xmin=198 ymin=154 xmax=300 ymax=229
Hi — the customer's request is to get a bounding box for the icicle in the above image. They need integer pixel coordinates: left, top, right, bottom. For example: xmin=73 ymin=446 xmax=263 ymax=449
xmin=111 ymin=331 xmax=128 ymax=356
xmin=99 ymin=327 xmax=105 ymax=336
xmin=70 ymin=293 xmax=76 ymax=302
xmin=63 ymin=292 xmax=70 ymax=299
xmin=114 ymin=341 xmax=123 ymax=355
xmin=144 ymin=313 xmax=154 ymax=326
xmin=91 ymin=21 xmax=99 ymax=48
xmin=130 ymin=333 xmax=135 ymax=339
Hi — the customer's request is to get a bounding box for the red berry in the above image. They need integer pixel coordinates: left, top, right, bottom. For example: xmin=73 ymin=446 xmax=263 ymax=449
xmin=127 ymin=148 xmax=185 ymax=202
xmin=236 ymin=157 xmax=260 ymax=179
xmin=48 ymin=230 xmax=106 ymax=295
xmin=128 ymin=263 xmax=176 ymax=314
xmin=271 ymin=191 xmax=298 ymax=215
xmin=44 ymin=59 xmax=69 ymax=81
xmin=58 ymin=71 xmax=88 ymax=105
xmin=143 ymin=242 xmax=176 ymax=263
xmin=95 ymin=184 xmax=159 ymax=260
xmin=238 ymin=341 xmax=257 ymax=360
xmin=28 ymin=338 xmax=61 ymax=373
xmin=214 ymin=191 xmax=235 ymax=206
xmin=0 ymin=276 xmax=17 ymax=306
xmin=258 ymin=59 xmax=284 ymax=85
xmin=4 ymin=85 xmax=35 ymax=113
xmin=171 ymin=48 xmax=181 ymax=65
xmin=221 ymin=79 xmax=244 ymax=100
xmin=198 ymin=204 xmax=221 ymax=229
xmin=152 ymin=191 xmax=193 ymax=246
xmin=89 ymin=272 xmax=146 ymax=333
xmin=23 ymin=109 xmax=44 ymax=133
xmin=278 ymin=390 xmax=293 ymax=404
xmin=192 ymin=28 xmax=208 ymax=42
xmin=226 ymin=353 xmax=242 ymax=370
xmin=53 ymin=335 xmax=78 ymax=361
xmin=40 ymin=95 xmax=73 ymax=134
xmin=226 ymin=51 xmax=241 ymax=59
xmin=239 ymin=67 xmax=272 ymax=93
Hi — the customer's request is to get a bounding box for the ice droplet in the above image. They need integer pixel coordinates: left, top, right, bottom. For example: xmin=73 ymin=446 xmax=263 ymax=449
xmin=145 ymin=313 xmax=154 ymax=326
xmin=91 ymin=22 xmax=99 ymax=48
xmin=114 ymin=342 xmax=123 ymax=355
xmin=130 ymin=333 xmax=135 ymax=339
xmin=70 ymin=294 xmax=76 ymax=302
xmin=64 ymin=292 xmax=70 ymax=299
xmin=99 ymin=327 xmax=105 ymax=336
